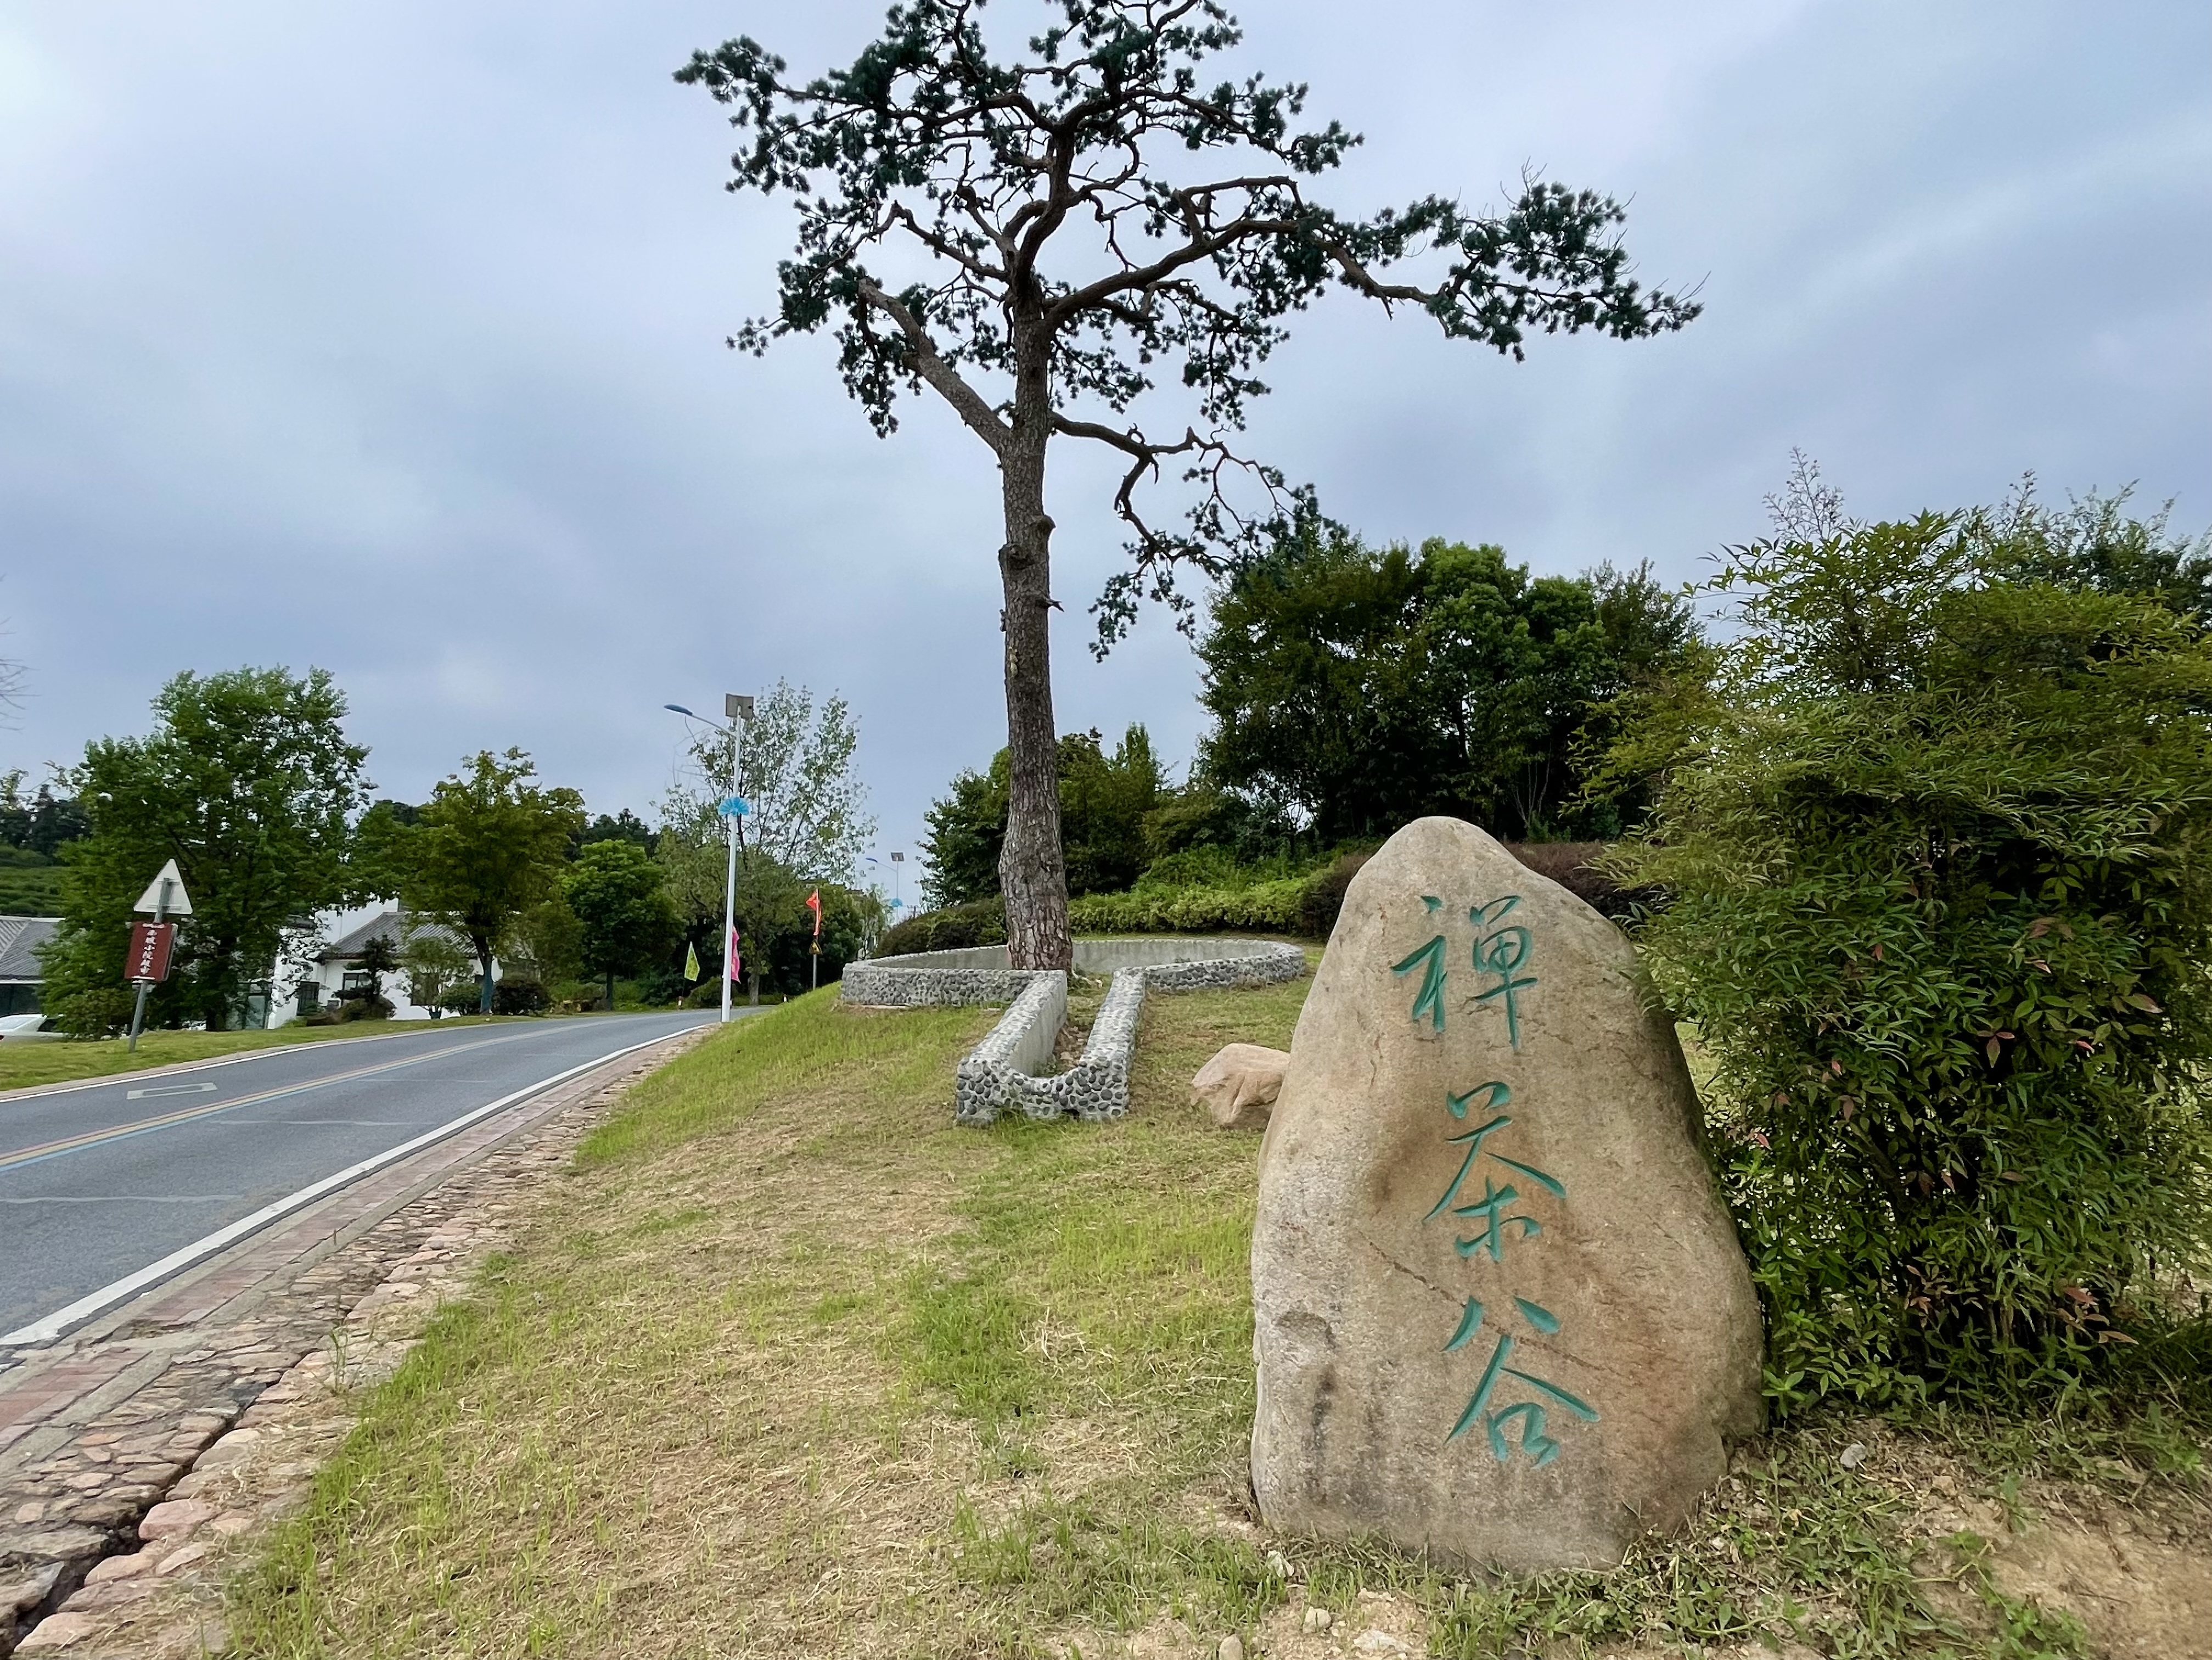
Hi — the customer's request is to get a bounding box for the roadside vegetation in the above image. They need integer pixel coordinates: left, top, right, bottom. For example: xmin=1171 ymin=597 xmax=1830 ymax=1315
xmin=228 ymin=973 xmax=2206 ymax=1658
xmin=23 ymin=674 xmax=876 ymax=1040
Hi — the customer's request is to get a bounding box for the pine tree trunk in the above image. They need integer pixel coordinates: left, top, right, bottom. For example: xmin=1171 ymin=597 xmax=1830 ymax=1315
xmin=996 ymin=331 xmax=1073 ymax=972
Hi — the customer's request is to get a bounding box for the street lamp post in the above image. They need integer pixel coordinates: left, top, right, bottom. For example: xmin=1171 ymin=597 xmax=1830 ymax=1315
xmin=665 ymin=694 xmax=755 ymax=1023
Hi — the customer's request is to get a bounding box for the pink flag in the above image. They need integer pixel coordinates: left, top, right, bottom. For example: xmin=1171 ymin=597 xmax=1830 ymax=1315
xmin=728 ymin=926 xmax=742 ymax=982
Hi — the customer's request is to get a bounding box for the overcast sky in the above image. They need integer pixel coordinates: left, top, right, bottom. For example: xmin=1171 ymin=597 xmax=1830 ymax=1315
xmin=4 ymin=2 xmax=2207 ymax=877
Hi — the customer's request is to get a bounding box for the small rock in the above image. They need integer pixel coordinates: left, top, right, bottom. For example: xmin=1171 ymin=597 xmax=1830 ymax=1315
xmin=13 ymin=1609 xmax=97 ymax=1651
xmin=63 ymin=1577 xmax=159 ymax=1612
xmin=1839 ymin=1442 xmax=1869 ymax=1470
xmin=155 ymin=1541 xmax=211 ymax=1575
xmin=1191 ymin=1044 xmax=1289 ymax=1130
xmin=1218 ymin=1638 xmax=1244 ymax=1660
xmin=1 ymin=1563 xmax=64 ymax=1616
xmin=1264 ymin=1548 xmax=1292 ymax=1579
xmin=1353 ymin=1633 xmax=1410 ymax=1656
xmin=11 ymin=1500 xmax=43 ymax=1524
xmin=139 ymin=1498 xmax=215 ymax=1539
xmin=209 ymin=1512 xmax=255 ymax=1538
xmin=84 ymin=1551 xmax=156 ymax=1584
xmin=1304 ymin=1606 xmax=1334 ymax=1633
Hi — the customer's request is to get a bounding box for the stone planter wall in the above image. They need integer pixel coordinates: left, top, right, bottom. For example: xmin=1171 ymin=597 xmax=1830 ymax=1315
xmin=846 ymin=938 xmax=1306 ymax=1126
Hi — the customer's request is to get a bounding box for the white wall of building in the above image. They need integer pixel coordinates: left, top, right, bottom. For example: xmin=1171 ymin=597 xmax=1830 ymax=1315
xmin=263 ymin=904 xmax=496 ymax=1027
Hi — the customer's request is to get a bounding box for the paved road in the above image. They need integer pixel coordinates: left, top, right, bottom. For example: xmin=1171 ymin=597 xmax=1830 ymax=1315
xmin=0 ymin=1012 xmax=715 ymax=1337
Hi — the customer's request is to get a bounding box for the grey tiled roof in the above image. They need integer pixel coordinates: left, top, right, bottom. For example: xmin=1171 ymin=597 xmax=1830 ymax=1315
xmin=318 ymin=908 xmax=468 ymax=962
xmin=0 ymin=915 xmax=60 ymax=982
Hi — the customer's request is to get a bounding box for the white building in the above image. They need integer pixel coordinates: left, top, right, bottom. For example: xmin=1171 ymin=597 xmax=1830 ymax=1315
xmin=265 ymin=905 xmax=495 ymax=1026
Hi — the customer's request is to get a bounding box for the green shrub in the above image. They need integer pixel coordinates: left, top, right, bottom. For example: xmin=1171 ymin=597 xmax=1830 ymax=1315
xmin=1295 ymin=850 xmax=1373 ymax=939
xmin=44 ymin=984 xmax=134 ymax=1039
xmin=877 ymin=897 xmax=1008 ymax=956
xmin=491 ymin=978 xmax=550 ymax=1016
xmin=879 ymin=840 xmax=1614 ymax=950
xmin=1604 ymin=509 xmax=2212 ymax=1411
xmin=1068 ymin=876 xmax=1306 ymax=935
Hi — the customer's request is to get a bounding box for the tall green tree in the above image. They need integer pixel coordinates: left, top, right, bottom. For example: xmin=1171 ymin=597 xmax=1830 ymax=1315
xmin=921 ymin=725 xmax=1165 ymax=906
xmin=659 ymin=681 xmax=874 ymax=1001
xmin=679 ymin=0 xmax=1696 ymax=971
xmin=349 ymin=799 xmax=422 ymax=900
xmin=565 ymin=840 xmax=680 ymax=1010
xmin=38 ymin=667 xmax=370 ymax=1034
xmin=1197 ymin=529 xmax=1696 ymax=842
xmin=1603 ymin=499 xmax=2212 ymax=1407
xmin=398 ymin=928 xmax=473 ymax=1020
xmin=663 ymin=681 xmax=873 ymax=883
xmin=404 ymin=750 xmax=585 ymax=1013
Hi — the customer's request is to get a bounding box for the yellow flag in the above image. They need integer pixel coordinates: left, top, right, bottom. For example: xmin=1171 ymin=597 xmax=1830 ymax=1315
xmin=683 ymin=941 xmax=701 ymax=982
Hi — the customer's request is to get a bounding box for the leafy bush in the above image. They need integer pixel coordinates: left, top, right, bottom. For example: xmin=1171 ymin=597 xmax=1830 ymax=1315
xmin=305 ymin=992 xmax=394 ymax=1026
xmin=491 ymin=978 xmax=551 ymax=1016
xmin=880 ymin=837 xmax=1616 ymax=949
xmin=877 ymin=898 xmax=1007 ymax=956
xmin=44 ymin=984 xmax=133 ymax=1040
xmin=1132 ymin=844 xmax=1316 ymax=891
xmin=1500 ymin=840 xmax=1633 ymax=919
xmin=636 ymin=965 xmax=689 ymax=1006
xmin=552 ymin=980 xmax=604 ymax=1012
xmin=1068 ymin=877 xmax=1305 ymax=935
xmin=1605 ymin=507 xmax=2212 ymax=1410
xmin=1295 ymin=850 xmax=1372 ymax=939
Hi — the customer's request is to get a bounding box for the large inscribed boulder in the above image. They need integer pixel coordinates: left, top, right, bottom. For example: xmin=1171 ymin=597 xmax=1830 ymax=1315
xmin=1251 ymin=817 xmax=1762 ymax=1572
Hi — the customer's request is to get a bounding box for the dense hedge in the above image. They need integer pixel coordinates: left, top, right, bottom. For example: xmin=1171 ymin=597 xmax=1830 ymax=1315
xmin=876 ymin=838 xmax=1618 ymax=952
xmin=875 ymin=898 xmax=1007 ymax=956
xmin=1066 ymin=876 xmax=1305 ymax=935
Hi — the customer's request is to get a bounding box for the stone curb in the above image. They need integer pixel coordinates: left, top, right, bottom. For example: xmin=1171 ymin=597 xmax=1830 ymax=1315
xmin=854 ymin=939 xmax=1306 ymax=1127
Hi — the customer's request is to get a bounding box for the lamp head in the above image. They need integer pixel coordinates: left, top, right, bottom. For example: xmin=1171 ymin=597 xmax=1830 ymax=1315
xmin=664 ymin=703 xmax=696 ymax=718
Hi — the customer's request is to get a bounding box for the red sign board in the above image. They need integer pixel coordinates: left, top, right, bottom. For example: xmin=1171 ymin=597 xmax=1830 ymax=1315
xmin=127 ymin=921 xmax=176 ymax=984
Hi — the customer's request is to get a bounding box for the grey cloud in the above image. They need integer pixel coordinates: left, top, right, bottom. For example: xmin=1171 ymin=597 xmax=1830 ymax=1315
xmin=1 ymin=1 xmax=2205 ymax=866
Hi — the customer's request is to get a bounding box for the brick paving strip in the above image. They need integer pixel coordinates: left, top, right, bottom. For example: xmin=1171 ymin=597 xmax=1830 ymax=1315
xmin=0 ymin=1025 xmax=710 ymax=1658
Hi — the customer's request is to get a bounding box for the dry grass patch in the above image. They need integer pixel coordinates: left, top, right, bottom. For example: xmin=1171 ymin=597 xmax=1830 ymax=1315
xmin=227 ymin=975 xmax=1312 ymax=1658
xmin=227 ymin=957 xmax=2207 ymax=1660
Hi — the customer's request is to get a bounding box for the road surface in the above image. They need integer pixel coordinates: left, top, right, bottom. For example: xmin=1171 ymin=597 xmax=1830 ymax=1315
xmin=0 ymin=1012 xmax=715 ymax=1338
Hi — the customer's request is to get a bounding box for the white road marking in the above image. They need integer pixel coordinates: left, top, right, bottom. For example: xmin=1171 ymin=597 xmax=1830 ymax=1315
xmin=125 ymin=1083 xmax=219 ymax=1100
xmin=0 ymin=1028 xmax=691 ymax=1345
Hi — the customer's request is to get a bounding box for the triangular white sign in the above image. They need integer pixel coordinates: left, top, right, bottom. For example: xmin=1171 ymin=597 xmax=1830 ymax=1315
xmin=134 ymin=859 xmax=193 ymax=916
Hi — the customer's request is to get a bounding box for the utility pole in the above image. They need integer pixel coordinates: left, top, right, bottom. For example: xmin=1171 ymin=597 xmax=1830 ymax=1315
xmin=665 ymin=694 xmax=755 ymax=1023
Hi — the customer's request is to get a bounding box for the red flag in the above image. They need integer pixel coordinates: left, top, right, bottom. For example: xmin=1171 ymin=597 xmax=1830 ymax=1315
xmin=806 ymin=888 xmax=822 ymax=937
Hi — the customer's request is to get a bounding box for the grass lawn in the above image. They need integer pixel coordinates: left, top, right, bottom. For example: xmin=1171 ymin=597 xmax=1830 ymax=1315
xmin=0 ymin=1017 xmax=513 ymax=1092
xmin=227 ymin=970 xmax=2206 ymax=1658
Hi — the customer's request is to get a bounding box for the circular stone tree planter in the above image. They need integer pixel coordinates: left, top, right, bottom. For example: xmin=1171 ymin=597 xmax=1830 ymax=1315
xmin=841 ymin=938 xmax=1306 ymax=1126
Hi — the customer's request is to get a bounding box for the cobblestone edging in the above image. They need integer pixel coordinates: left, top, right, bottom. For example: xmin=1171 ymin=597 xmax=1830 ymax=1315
xmin=0 ymin=1031 xmax=704 ymax=1659
xmin=852 ymin=939 xmax=1305 ymax=1128
xmin=838 ymin=964 xmax=1038 ymax=1007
